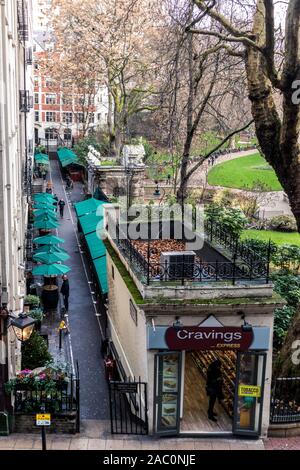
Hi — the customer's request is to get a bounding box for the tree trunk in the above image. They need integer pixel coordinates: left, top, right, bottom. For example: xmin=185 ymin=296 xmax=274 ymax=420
xmin=228 ymin=134 xmax=236 ymax=150
xmin=273 ymin=307 xmax=300 ymax=377
xmin=245 ymin=0 xmax=300 ymax=230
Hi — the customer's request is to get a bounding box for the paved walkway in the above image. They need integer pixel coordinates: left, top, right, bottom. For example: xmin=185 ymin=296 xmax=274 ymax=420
xmin=49 ymin=158 xmax=109 ymax=420
xmin=0 ymin=420 xmax=266 ymax=450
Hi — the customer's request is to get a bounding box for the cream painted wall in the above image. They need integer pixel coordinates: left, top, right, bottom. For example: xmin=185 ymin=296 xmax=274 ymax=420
xmin=107 ymin=253 xmax=148 ymax=382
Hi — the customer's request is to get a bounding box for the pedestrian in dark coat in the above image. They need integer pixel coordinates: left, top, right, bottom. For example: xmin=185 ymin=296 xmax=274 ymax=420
xmin=206 ymin=360 xmax=223 ymax=422
xmin=58 ymin=199 xmax=66 ymax=218
xmin=60 ymin=274 xmax=70 ymax=311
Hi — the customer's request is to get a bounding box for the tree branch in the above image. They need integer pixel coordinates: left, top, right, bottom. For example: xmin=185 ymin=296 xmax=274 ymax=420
xmin=185 ymin=119 xmax=255 ymax=181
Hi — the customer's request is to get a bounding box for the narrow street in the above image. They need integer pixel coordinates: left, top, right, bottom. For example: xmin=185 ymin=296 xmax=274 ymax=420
xmin=49 ymin=157 xmax=109 ymax=421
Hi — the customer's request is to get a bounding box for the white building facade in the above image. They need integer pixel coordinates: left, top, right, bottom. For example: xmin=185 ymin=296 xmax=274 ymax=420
xmin=0 ymin=0 xmax=34 ymax=434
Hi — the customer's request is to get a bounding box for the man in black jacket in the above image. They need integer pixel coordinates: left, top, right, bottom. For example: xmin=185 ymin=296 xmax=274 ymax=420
xmin=206 ymin=360 xmax=223 ymax=422
xmin=60 ymin=275 xmax=70 ymax=312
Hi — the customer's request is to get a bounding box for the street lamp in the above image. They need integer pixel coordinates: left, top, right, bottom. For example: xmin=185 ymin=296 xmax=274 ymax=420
xmin=0 ymin=309 xmax=36 ymax=343
xmin=10 ymin=313 xmax=36 ymax=343
xmin=153 ymin=181 xmax=166 ymax=205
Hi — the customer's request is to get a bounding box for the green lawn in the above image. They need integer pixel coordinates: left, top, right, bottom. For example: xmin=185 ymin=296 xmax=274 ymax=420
xmin=208 ymin=153 xmax=282 ymax=191
xmin=241 ymin=229 xmax=300 ymax=246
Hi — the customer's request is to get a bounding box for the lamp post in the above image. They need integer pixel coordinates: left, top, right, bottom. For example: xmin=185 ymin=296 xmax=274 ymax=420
xmin=153 ymin=181 xmax=166 ymax=206
xmin=0 ymin=309 xmax=36 ymax=434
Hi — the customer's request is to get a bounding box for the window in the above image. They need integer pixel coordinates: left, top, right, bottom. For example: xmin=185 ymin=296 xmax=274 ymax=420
xmin=45 ymin=128 xmax=57 ymax=140
xmin=64 ymin=129 xmax=72 ymax=141
xmin=63 ymin=112 xmax=72 ymax=124
xmin=46 ymin=111 xmax=56 ymax=122
xmin=34 ymin=63 xmax=39 ymax=70
xmin=45 ymin=93 xmax=56 ymax=104
xmin=34 ymin=76 xmax=39 ymax=86
xmin=45 ymin=78 xmax=52 ymax=88
xmin=62 ymin=96 xmax=71 ymax=105
xmin=35 ymin=111 xmax=39 ymax=122
xmin=34 ymin=93 xmax=39 ymax=104
xmin=77 ymin=113 xmax=84 ymax=123
xmin=97 ymin=113 xmax=101 ymax=121
xmin=89 ymin=113 xmax=94 ymax=124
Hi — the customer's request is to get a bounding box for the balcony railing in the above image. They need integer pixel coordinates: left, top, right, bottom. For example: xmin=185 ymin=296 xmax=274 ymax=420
xmin=110 ymin=217 xmax=271 ymax=286
xmin=26 ymin=47 xmax=33 ymax=65
xmin=17 ymin=0 xmax=29 ymax=42
xmin=19 ymin=90 xmax=33 ymax=113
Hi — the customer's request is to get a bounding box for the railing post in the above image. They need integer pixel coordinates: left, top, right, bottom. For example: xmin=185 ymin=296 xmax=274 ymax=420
xmin=232 ymin=253 xmax=237 ymax=285
xmin=147 ymin=240 xmax=150 ymax=286
xmin=215 ymin=259 xmax=218 ymax=282
xmin=266 ymin=239 xmax=272 ymax=284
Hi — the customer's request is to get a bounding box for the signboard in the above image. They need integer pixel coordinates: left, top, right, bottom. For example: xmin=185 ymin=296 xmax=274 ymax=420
xmin=36 ymin=414 xmax=51 ymax=426
xmin=238 ymin=385 xmax=261 ymax=398
xmin=165 ymin=327 xmax=253 ymax=351
xmin=114 ymin=383 xmax=138 ymax=394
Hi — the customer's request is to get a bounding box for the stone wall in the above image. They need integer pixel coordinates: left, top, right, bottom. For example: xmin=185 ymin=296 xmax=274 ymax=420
xmin=13 ymin=412 xmax=77 ymax=434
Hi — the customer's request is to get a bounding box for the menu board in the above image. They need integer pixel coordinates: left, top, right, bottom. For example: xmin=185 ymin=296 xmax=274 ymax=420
xmin=158 ymin=354 xmax=180 ymax=430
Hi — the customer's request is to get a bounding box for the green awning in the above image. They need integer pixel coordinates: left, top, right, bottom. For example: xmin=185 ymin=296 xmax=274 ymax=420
xmin=74 ymin=198 xmax=105 ymax=218
xmin=57 ymin=147 xmax=81 ymax=167
xmin=93 ymin=255 xmax=108 ymax=294
xmin=35 ymin=153 xmax=49 ymax=163
xmin=79 ymin=213 xmax=103 ymax=235
xmin=85 ymin=231 xmax=106 ymax=260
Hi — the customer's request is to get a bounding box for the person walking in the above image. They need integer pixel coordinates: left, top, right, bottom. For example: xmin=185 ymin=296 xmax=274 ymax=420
xmin=60 ymin=274 xmax=70 ymax=312
xmin=53 ymin=194 xmax=58 ymax=212
xmin=206 ymin=359 xmax=223 ymax=422
xmin=58 ymin=198 xmax=66 ymax=218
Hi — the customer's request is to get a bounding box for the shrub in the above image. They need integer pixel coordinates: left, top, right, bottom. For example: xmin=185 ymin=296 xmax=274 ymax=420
xmin=272 ymin=274 xmax=300 ymax=307
xmin=205 ymin=203 xmax=247 ymax=237
xmin=24 ymin=295 xmax=40 ymax=308
xmin=28 ymin=308 xmax=44 ymax=323
xmin=21 ymin=332 xmax=52 ymax=370
xmin=241 ymin=238 xmax=276 ymax=259
xmin=271 ymin=244 xmax=300 ymax=274
xmin=273 ymin=305 xmax=296 ymax=348
xmin=269 ymin=215 xmax=297 ymax=232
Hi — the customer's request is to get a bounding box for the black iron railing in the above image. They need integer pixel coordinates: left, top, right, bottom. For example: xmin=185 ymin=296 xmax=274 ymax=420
xmin=270 ymin=377 xmax=300 ymax=424
xmin=13 ymin=367 xmax=80 ymax=425
xmin=116 ymin=234 xmax=270 ymax=286
xmin=17 ymin=0 xmax=29 ymax=42
xmin=204 ymin=219 xmax=274 ymax=267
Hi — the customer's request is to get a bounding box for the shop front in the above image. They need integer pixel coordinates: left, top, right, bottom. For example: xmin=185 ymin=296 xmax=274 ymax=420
xmin=149 ymin=316 xmax=271 ymax=438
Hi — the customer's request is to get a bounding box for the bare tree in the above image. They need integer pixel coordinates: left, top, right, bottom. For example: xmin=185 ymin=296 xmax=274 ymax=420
xmin=190 ymin=0 xmax=300 ymax=231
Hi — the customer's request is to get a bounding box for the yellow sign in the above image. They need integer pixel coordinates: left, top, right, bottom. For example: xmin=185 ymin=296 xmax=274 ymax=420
xmin=59 ymin=320 xmax=67 ymax=330
xmin=238 ymin=385 xmax=261 ymax=398
xmin=36 ymin=414 xmax=51 ymax=426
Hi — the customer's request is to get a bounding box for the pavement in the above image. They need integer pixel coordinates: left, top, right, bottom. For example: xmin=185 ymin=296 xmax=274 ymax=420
xmin=0 ymin=420 xmax=266 ymax=450
xmin=1 ymin=420 xmax=299 ymax=449
xmin=48 ymin=159 xmax=109 ymax=420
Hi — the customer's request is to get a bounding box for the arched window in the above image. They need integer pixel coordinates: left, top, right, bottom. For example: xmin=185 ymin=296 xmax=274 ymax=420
xmin=64 ymin=129 xmax=72 ymax=141
xmin=45 ymin=128 xmax=57 ymax=140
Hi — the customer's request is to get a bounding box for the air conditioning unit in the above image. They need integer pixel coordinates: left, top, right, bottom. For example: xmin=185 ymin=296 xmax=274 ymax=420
xmin=160 ymin=251 xmax=196 ymax=281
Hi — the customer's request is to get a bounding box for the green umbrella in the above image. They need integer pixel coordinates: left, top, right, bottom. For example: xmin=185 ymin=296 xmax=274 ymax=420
xmin=33 ymin=209 xmax=57 ymax=218
xmin=33 ymin=217 xmax=59 ymax=229
xmin=34 ymin=211 xmax=57 ymax=221
xmin=34 ymin=245 xmax=68 ymax=256
xmin=33 ymin=202 xmax=56 ymax=210
xmin=33 ymin=234 xmax=65 ymax=245
xmin=33 ymin=193 xmax=55 ymax=201
xmin=33 ymin=251 xmax=70 ymax=263
xmin=32 ymin=263 xmax=71 ymax=276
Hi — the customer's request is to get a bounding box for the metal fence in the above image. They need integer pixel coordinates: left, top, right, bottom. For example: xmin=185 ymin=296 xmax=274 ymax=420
xmin=116 ymin=234 xmax=270 ymax=286
xmin=270 ymin=377 xmax=300 ymax=424
xmin=13 ymin=362 xmax=80 ymax=432
xmin=108 ymin=378 xmax=148 ymax=435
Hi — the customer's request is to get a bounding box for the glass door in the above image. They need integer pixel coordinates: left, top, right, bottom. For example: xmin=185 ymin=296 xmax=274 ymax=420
xmin=154 ymin=352 xmax=182 ymax=436
xmin=233 ymin=352 xmax=267 ymax=437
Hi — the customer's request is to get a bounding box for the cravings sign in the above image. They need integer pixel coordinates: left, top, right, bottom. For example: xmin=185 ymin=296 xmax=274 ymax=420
xmin=165 ymin=327 xmax=253 ymax=351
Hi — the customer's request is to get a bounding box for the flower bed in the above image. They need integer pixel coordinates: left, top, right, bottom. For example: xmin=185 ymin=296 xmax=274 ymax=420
xmin=5 ymin=364 xmax=70 ymax=394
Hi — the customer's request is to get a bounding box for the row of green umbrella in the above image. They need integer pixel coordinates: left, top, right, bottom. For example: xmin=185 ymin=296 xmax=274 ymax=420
xmin=32 ymin=193 xmax=71 ymax=275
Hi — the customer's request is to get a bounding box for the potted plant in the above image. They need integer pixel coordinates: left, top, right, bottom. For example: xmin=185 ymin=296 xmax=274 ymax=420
xmin=28 ymin=308 xmax=44 ymax=331
xmin=24 ymin=294 xmax=40 ymax=310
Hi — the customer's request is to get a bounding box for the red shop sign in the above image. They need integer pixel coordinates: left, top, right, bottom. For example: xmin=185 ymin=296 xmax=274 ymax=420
xmin=165 ymin=327 xmax=253 ymax=351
